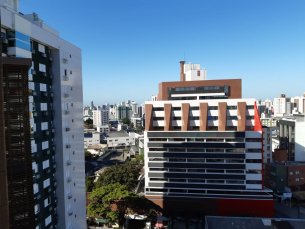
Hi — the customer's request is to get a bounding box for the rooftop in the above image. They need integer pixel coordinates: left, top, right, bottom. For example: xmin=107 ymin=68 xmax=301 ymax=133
xmin=268 ymin=161 xmax=305 ymax=167
xmin=106 ymin=132 xmax=129 ymax=138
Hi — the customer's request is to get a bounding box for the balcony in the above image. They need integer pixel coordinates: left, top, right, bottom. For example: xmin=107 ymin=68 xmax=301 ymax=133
xmin=42 ymin=111 xmax=48 ymax=116
xmin=66 ymin=159 xmax=71 ymax=166
xmin=43 ymin=149 xmax=50 ymax=155
xmin=43 ymin=130 xmax=50 ymax=136
xmin=45 ymin=187 xmax=52 ymax=193
xmin=63 ymin=58 xmax=68 ymax=64
xmin=67 ymin=193 xmax=73 ymax=199
xmin=66 ymin=144 xmax=71 ymax=149
xmin=40 ymin=52 xmax=47 ymax=58
xmin=41 ymin=72 xmax=47 ymax=77
xmin=66 ymin=127 xmax=70 ymax=132
xmin=67 ymin=176 xmax=72 ymax=182
xmin=64 ymin=110 xmax=70 ymax=115
xmin=47 ymin=206 xmax=53 ymax=213
xmin=44 ymin=168 xmax=51 ymax=174
xmin=2 ymin=37 xmax=8 ymax=44
xmin=33 ymin=193 xmax=41 ymax=200
xmin=63 ymin=76 xmax=69 ymax=81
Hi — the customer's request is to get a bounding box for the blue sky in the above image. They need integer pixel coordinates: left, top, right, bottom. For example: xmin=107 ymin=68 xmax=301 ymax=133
xmin=20 ymin=0 xmax=305 ymax=106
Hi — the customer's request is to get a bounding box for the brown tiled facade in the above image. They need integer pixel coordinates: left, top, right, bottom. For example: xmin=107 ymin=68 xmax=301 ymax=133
xmin=199 ymin=103 xmax=208 ymax=131
xmin=218 ymin=102 xmax=227 ymax=131
xmin=164 ymin=104 xmax=172 ymax=131
xmin=237 ymin=102 xmax=246 ymax=131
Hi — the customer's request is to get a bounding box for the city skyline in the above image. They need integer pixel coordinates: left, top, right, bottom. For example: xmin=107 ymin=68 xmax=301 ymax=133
xmin=20 ymin=0 xmax=305 ymax=105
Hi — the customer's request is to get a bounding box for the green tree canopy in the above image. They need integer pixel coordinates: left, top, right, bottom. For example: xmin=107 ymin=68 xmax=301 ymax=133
xmin=87 ymin=183 xmax=157 ymax=227
xmin=121 ymin=117 xmax=130 ymax=125
xmin=84 ymin=118 xmax=93 ymax=125
xmin=85 ymin=150 xmax=92 ymax=160
xmin=95 ymin=158 xmax=143 ymax=191
xmin=86 ymin=176 xmax=95 ymax=192
xmin=136 ymin=126 xmax=145 ymax=133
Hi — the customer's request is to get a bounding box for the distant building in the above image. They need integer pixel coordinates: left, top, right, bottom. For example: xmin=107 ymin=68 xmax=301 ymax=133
xmin=84 ymin=132 xmax=100 ymax=148
xmin=265 ymin=149 xmax=305 ymax=193
xmin=279 ymin=115 xmax=305 ymax=161
xmin=92 ymin=107 xmax=109 ymax=126
xmin=106 ymin=132 xmax=132 ymax=149
xmin=273 ymin=94 xmax=291 ymax=117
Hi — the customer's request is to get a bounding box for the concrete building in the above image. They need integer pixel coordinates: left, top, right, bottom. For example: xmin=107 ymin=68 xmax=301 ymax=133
xmin=92 ymin=107 xmax=109 ymax=126
xmin=114 ymin=102 xmax=132 ymax=120
xmin=273 ymin=94 xmax=291 ymax=117
xmin=291 ymin=93 xmax=305 ymax=114
xmin=0 ymin=1 xmax=86 ymax=228
xmin=279 ymin=115 xmax=305 ymax=161
xmin=261 ymin=117 xmax=279 ymax=127
xmin=131 ymin=101 xmax=138 ymax=115
xmin=262 ymin=126 xmax=273 ymax=165
xmin=84 ymin=132 xmax=100 ymax=148
xmin=265 ymin=149 xmax=305 ymax=193
xmin=144 ymin=61 xmax=273 ymax=217
xmin=106 ymin=132 xmax=133 ymax=149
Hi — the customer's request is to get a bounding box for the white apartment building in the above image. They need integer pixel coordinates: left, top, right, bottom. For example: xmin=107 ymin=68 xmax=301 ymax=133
xmin=273 ymin=94 xmax=291 ymax=117
xmin=131 ymin=101 xmax=138 ymax=115
xmin=92 ymin=107 xmax=109 ymax=126
xmin=1 ymin=1 xmax=86 ymax=228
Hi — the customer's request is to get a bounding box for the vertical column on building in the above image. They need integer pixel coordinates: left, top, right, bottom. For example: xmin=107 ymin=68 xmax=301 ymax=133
xmin=237 ymin=102 xmax=246 ymax=131
xmin=218 ymin=102 xmax=227 ymax=131
xmin=164 ymin=104 xmax=172 ymax=131
xmin=145 ymin=104 xmax=154 ymax=131
xmin=288 ymin=125 xmax=293 ymax=161
xmin=199 ymin=103 xmax=208 ymax=131
xmin=182 ymin=103 xmax=190 ymax=131
xmin=180 ymin=61 xmax=186 ymax=82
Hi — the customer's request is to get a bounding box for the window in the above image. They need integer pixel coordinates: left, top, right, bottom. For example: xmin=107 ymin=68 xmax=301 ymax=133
xmin=41 ymin=122 xmax=48 ymax=130
xmin=246 ymin=105 xmax=254 ymax=109
xmin=38 ymin=44 xmax=45 ymax=53
xmin=42 ymin=159 xmax=49 ymax=169
xmin=71 ymin=103 xmax=73 ymax=107
xmin=42 ymin=141 xmax=49 ymax=150
xmin=173 ymin=117 xmax=181 ymax=120
xmin=227 ymin=106 xmax=237 ymax=110
xmin=208 ymin=116 xmax=218 ymax=120
xmin=173 ymin=107 xmax=181 ymax=110
xmin=227 ymin=116 xmax=238 ymax=120
xmin=45 ymin=215 xmax=52 ymax=226
xmin=296 ymin=178 xmax=299 ymax=181
xmin=34 ymin=204 xmax=40 ymax=214
xmin=208 ymin=106 xmax=218 ymax=110
xmin=190 ymin=106 xmax=199 ymax=110
xmin=64 ymin=69 xmax=67 ymax=76
xmin=152 ymin=107 xmax=164 ymax=111
xmin=39 ymin=63 xmax=46 ymax=72
xmin=44 ymin=197 xmax=51 ymax=207
xmin=115 ymin=139 xmax=118 ymax=142
xmin=43 ymin=178 xmax=50 ymax=188
xmin=289 ymin=172 xmax=293 ymax=175
xmin=40 ymin=83 xmax=47 ymax=91
xmin=70 ymin=71 xmax=72 ymax=74
xmin=296 ymin=171 xmax=300 ymax=175
xmin=41 ymin=103 xmax=47 ymax=111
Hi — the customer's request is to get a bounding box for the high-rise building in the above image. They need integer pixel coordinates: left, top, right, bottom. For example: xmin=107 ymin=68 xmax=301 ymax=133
xmin=273 ymin=94 xmax=291 ymax=117
xmin=92 ymin=107 xmax=109 ymax=126
xmin=144 ymin=61 xmax=273 ymax=217
xmin=0 ymin=1 xmax=86 ymax=228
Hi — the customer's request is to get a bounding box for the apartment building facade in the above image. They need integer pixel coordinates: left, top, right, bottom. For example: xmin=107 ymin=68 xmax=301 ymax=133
xmin=144 ymin=62 xmax=273 ymax=217
xmin=1 ymin=1 xmax=86 ymax=228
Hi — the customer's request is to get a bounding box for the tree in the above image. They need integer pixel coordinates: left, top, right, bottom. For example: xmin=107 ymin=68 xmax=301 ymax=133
xmin=84 ymin=118 xmax=93 ymax=125
xmin=130 ymin=122 xmax=134 ymax=129
xmin=85 ymin=150 xmax=92 ymax=160
xmin=108 ymin=121 xmax=112 ymax=128
xmin=86 ymin=176 xmax=95 ymax=192
xmin=95 ymin=159 xmax=143 ymax=191
xmin=136 ymin=126 xmax=145 ymax=133
xmin=87 ymin=124 xmax=94 ymax=129
xmin=121 ymin=117 xmax=130 ymax=125
xmin=87 ymin=183 xmax=157 ymax=227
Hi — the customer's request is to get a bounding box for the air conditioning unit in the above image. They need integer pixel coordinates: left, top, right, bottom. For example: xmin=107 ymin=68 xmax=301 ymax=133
xmin=67 ymin=193 xmax=73 ymax=199
xmin=68 ymin=210 xmax=73 ymax=216
xmin=66 ymin=159 xmax=71 ymax=165
xmin=66 ymin=127 xmax=70 ymax=131
xmin=64 ymin=93 xmax=69 ymax=98
xmin=67 ymin=176 xmax=72 ymax=182
xmin=66 ymin=144 xmax=71 ymax=149
xmin=63 ymin=58 xmax=68 ymax=64
xmin=41 ymin=72 xmax=47 ymax=77
xmin=65 ymin=110 xmax=70 ymax=115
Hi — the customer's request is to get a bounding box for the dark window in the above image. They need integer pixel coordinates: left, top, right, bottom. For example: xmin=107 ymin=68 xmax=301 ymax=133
xmin=208 ymin=116 xmax=218 ymax=120
xmin=246 ymin=105 xmax=254 ymax=109
xmin=169 ymin=158 xmax=186 ymax=162
xmin=153 ymin=117 xmax=164 ymax=120
xmin=206 ymin=149 xmax=224 ymax=152
xmin=227 ymin=106 xmax=237 ymax=110
xmin=246 ymin=180 xmax=261 ymax=184
xmin=169 ymin=179 xmax=186 ymax=182
xmin=206 ymin=159 xmax=224 ymax=163
xmin=150 ymin=178 xmax=168 ymax=181
xmin=246 ymin=116 xmax=254 ymax=119
xmin=190 ymin=107 xmax=199 ymax=110
xmin=173 ymin=117 xmax=181 ymax=120
xmin=208 ymin=106 xmax=218 ymax=110
xmin=246 ymin=159 xmax=261 ymax=163
xmin=149 ymin=148 xmax=167 ymax=151
xmin=173 ymin=107 xmax=181 ymax=111
xmin=226 ymin=138 xmax=244 ymax=142
xmin=188 ymin=159 xmax=205 ymax=162
xmin=227 ymin=116 xmax=238 ymax=120
xmin=206 ymin=169 xmax=224 ymax=173
xmin=169 ymin=168 xmax=186 ymax=172
xmin=188 ymin=169 xmax=206 ymax=173
xmin=190 ymin=116 xmax=199 ymax=120
xmin=152 ymin=107 xmax=164 ymax=111
xmin=246 ymin=138 xmax=261 ymax=142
